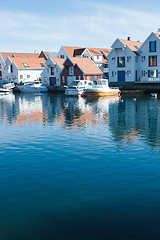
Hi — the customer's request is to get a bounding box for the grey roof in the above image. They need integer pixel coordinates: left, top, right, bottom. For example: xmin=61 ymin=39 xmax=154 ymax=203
xmin=44 ymin=51 xmax=57 ymax=59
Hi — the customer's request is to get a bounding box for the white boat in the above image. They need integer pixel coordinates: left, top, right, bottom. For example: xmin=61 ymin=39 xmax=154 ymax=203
xmin=18 ymin=81 xmax=48 ymax=93
xmin=84 ymin=79 xmax=121 ymax=97
xmin=65 ymin=80 xmax=91 ymax=96
xmin=0 ymin=88 xmax=10 ymax=94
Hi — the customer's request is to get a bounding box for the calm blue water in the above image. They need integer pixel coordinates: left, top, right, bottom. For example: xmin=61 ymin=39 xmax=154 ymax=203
xmin=0 ymin=92 xmax=160 ymax=240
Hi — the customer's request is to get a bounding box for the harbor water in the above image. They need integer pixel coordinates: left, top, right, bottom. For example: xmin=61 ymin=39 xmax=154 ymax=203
xmin=0 ymin=92 xmax=160 ymax=240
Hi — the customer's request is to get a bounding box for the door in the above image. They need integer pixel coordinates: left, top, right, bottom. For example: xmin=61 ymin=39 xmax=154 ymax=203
xmin=50 ymin=77 xmax=56 ymax=86
xmin=67 ymin=76 xmax=76 ymax=86
xmin=118 ymin=71 xmax=125 ymax=82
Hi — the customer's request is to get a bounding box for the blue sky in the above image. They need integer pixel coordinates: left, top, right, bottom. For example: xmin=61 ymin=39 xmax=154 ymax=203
xmin=0 ymin=0 xmax=160 ymax=53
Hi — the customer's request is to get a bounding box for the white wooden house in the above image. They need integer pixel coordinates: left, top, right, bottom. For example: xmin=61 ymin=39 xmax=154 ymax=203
xmin=107 ymin=38 xmax=143 ymax=86
xmin=4 ymin=57 xmax=46 ymax=83
xmin=0 ymin=52 xmax=39 ymax=83
xmin=41 ymin=58 xmax=65 ymax=86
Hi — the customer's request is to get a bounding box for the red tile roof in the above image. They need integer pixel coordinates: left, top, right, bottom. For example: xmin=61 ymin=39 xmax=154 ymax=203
xmin=67 ymin=57 xmax=102 ymax=75
xmin=50 ymin=58 xmax=65 ymax=69
xmin=9 ymin=57 xmax=46 ymax=69
xmin=1 ymin=52 xmax=39 ymax=62
xmin=118 ymin=39 xmax=143 ymax=52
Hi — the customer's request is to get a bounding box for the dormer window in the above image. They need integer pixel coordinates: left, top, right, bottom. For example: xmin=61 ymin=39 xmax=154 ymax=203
xmin=23 ymin=63 xmax=29 ymax=67
xmin=11 ymin=53 xmax=15 ymax=57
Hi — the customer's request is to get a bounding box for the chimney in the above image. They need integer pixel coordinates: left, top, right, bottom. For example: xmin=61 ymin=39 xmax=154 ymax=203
xmin=127 ymin=37 xmax=131 ymax=41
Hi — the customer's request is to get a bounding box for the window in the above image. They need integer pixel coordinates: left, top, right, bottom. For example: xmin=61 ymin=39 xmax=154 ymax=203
xmin=104 ymin=63 xmax=108 ymax=68
xmin=149 ymin=56 xmax=157 ymax=66
xmin=142 ymin=71 xmax=145 ymax=77
xmin=20 ymin=75 xmax=23 ymax=79
xmin=27 ymin=75 xmax=30 ymax=78
xmin=112 ymin=71 xmax=114 ymax=77
xmin=127 ymin=57 xmax=131 ymax=62
xmin=69 ymin=66 xmax=74 ymax=75
xmin=97 ymin=55 xmax=99 ymax=60
xmin=135 ymin=57 xmax=138 ymax=62
xmin=112 ymin=57 xmax=115 ymax=63
xmin=148 ymin=70 xmax=158 ymax=78
xmin=127 ymin=71 xmax=131 ymax=77
xmin=62 ymin=76 xmax=65 ymax=83
xmin=60 ymin=55 xmax=65 ymax=58
xmin=0 ymin=71 xmax=2 ymax=77
xmin=51 ymin=67 xmax=54 ymax=75
xmin=44 ymin=78 xmax=47 ymax=82
xmin=11 ymin=65 xmax=13 ymax=73
xmin=149 ymin=41 xmax=156 ymax=52
xmin=78 ymin=76 xmax=81 ymax=80
xmin=142 ymin=56 xmax=146 ymax=62
xmin=23 ymin=63 xmax=29 ymax=67
xmin=117 ymin=57 xmax=125 ymax=67
xmin=40 ymin=63 xmax=45 ymax=67
xmin=57 ymin=68 xmax=58 ymax=73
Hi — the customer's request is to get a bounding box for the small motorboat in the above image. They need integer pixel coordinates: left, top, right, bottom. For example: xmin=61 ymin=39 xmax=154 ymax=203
xmin=0 ymin=88 xmax=10 ymax=94
xmin=65 ymin=80 xmax=91 ymax=96
xmin=84 ymin=79 xmax=121 ymax=97
xmin=17 ymin=81 xmax=48 ymax=93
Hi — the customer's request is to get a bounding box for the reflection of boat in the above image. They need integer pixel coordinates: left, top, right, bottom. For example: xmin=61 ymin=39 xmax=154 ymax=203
xmin=17 ymin=81 xmax=48 ymax=93
xmin=84 ymin=79 xmax=121 ymax=97
xmin=65 ymin=80 xmax=91 ymax=96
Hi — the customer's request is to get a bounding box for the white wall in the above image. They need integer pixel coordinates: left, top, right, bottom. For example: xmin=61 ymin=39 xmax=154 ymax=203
xmin=0 ymin=54 xmax=6 ymax=83
xmin=4 ymin=60 xmax=43 ymax=83
xmin=41 ymin=63 xmax=62 ymax=86
xmin=138 ymin=33 xmax=160 ymax=82
xmin=108 ymin=46 xmax=137 ymax=82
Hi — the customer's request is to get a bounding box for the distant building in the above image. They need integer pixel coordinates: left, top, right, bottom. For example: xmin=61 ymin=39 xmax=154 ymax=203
xmin=41 ymin=58 xmax=65 ymax=86
xmin=4 ymin=57 xmax=46 ymax=83
xmin=0 ymin=52 xmax=39 ymax=83
xmin=57 ymin=46 xmax=110 ymax=78
xmin=60 ymin=57 xmax=102 ymax=86
xmin=39 ymin=51 xmax=58 ymax=61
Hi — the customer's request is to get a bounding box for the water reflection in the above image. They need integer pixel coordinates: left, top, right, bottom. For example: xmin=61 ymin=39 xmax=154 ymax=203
xmin=0 ymin=93 xmax=160 ymax=147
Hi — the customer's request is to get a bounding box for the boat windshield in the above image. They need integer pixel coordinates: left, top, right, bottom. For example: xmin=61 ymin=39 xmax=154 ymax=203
xmin=69 ymin=81 xmax=85 ymax=87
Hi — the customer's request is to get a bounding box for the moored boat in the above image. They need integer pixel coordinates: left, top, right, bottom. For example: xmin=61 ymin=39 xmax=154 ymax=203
xmin=65 ymin=80 xmax=91 ymax=96
xmin=17 ymin=81 xmax=48 ymax=93
xmin=84 ymin=79 xmax=121 ymax=97
xmin=0 ymin=88 xmax=10 ymax=94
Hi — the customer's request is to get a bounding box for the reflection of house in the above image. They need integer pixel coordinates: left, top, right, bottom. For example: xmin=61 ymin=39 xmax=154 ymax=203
xmin=108 ymin=97 xmax=160 ymax=146
xmin=39 ymin=51 xmax=58 ymax=61
xmin=41 ymin=58 xmax=65 ymax=86
xmin=0 ymin=52 xmax=39 ymax=83
xmin=108 ymin=37 xmax=143 ymax=87
xmin=57 ymin=46 xmax=111 ymax=78
xmin=60 ymin=57 xmax=102 ymax=86
xmin=4 ymin=57 xmax=46 ymax=83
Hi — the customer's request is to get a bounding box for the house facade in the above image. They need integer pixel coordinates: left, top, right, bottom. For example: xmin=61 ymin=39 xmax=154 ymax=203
xmin=0 ymin=52 xmax=39 ymax=83
xmin=41 ymin=58 xmax=65 ymax=86
xmin=108 ymin=38 xmax=143 ymax=87
xmin=60 ymin=57 xmax=102 ymax=86
xmin=4 ymin=57 xmax=46 ymax=83
xmin=57 ymin=46 xmax=110 ymax=79
xmin=137 ymin=32 xmax=160 ymax=83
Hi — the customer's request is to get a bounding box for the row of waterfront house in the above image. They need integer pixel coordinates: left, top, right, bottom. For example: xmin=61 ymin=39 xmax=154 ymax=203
xmin=0 ymin=32 xmax=160 ymax=91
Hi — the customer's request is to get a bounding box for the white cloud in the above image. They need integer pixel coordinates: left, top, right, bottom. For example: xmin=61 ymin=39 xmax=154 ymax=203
xmin=0 ymin=3 xmax=159 ymax=51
